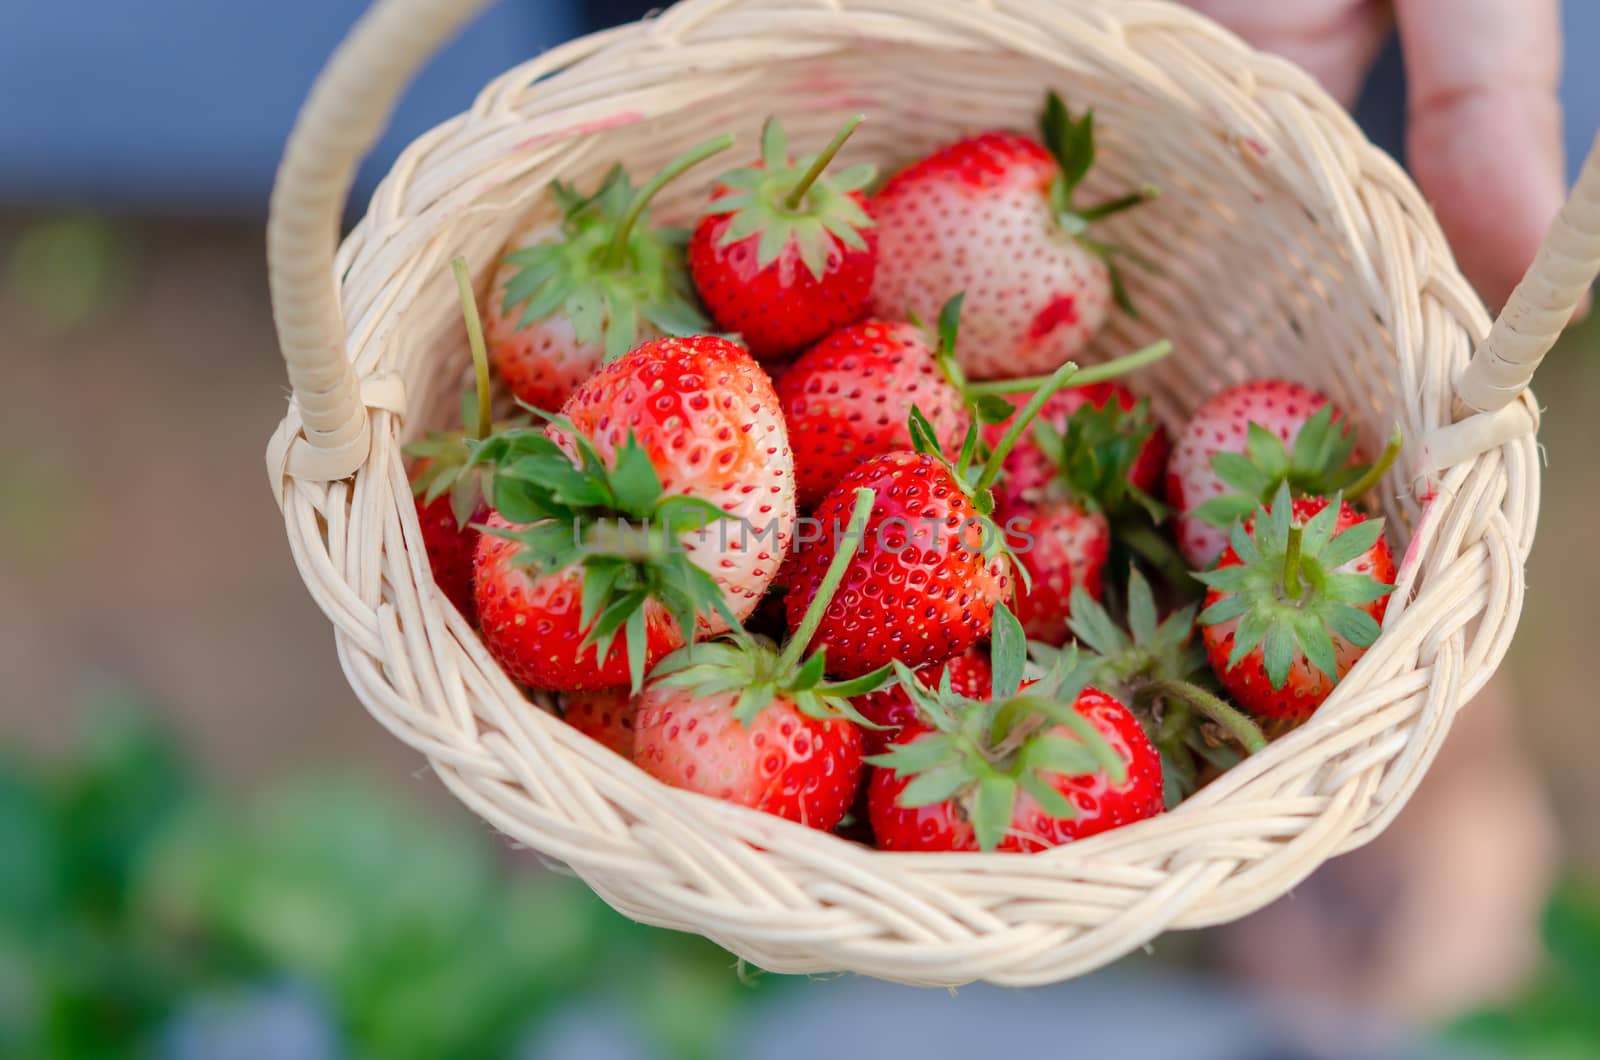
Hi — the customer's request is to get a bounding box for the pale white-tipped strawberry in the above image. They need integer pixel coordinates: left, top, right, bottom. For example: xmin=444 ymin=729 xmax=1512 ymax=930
xmin=485 ymin=137 xmax=732 ymax=411
xmin=870 ymin=92 xmax=1154 ymax=381
xmin=1167 ymin=379 xmax=1401 ymax=569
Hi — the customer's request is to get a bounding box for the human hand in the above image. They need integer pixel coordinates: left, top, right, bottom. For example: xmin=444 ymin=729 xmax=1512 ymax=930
xmin=1184 ymin=0 xmax=1567 ymax=310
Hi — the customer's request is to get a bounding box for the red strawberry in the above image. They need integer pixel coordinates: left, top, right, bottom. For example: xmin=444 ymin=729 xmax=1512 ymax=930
xmin=776 ymin=317 xmax=968 ymax=509
xmin=406 ymin=257 xmax=518 ymax=622
xmin=1168 ymin=379 xmax=1401 ymax=569
xmin=636 ymin=685 xmax=863 ymax=827
xmin=486 ymin=137 xmax=732 ymax=411
xmin=867 ymin=605 xmax=1164 ymax=851
xmin=1001 ymin=498 xmax=1109 ymax=644
xmin=986 ymin=381 xmax=1169 ymax=509
xmin=870 ymin=93 xmax=1154 ymax=380
xmin=852 ymin=648 xmax=992 ymax=755
xmin=786 ymin=458 xmax=999 ymax=680
xmin=784 ymin=448 xmax=1010 ymax=677
xmin=634 ymin=488 xmax=888 ymax=830
xmin=690 ymin=117 xmax=876 ymax=361
xmin=782 ymin=338 xmax=1176 ymax=675
xmin=473 ymin=335 xmax=796 ymax=692
xmin=413 ymin=479 xmax=487 ymax=618
xmin=559 ymin=688 xmax=639 ymax=757
xmin=476 ymin=519 xmax=682 ymax=690
xmin=1197 ymin=488 xmax=1397 ymax=720
xmin=981 ymin=355 xmax=1173 ymax=643
xmin=556 ymin=334 xmax=796 ymax=621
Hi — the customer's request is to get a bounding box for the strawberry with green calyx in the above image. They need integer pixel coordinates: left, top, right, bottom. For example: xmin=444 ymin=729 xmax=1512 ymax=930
xmin=852 ymin=647 xmax=992 ymax=756
xmin=866 ymin=604 xmax=1164 ymax=852
xmin=634 ymin=488 xmax=890 ymax=830
xmin=689 ymin=116 xmax=877 ymax=361
xmin=1044 ymin=568 xmax=1267 ymax=805
xmin=962 ymin=341 xmax=1175 ymax=642
xmin=1196 ymin=485 xmax=1397 ymax=720
xmin=777 ymin=297 xmax=1174 ymax=511
xmin=1168 ymin=378 xmax=1404 ymax=569
xmin=870 ymin=91 xmax=1158 ymax=380
xmin=783 ymin=355 xmax=1095 ymax=678
xmin=473 ymin=418 xmax=741 ymax=693
xmin=406 ymin=255 xmax=524 ymax=620
xmin=486 ymin=135 xmax=733 ymax=411
xmin=472 ymin=332 xmax=795 ymax=694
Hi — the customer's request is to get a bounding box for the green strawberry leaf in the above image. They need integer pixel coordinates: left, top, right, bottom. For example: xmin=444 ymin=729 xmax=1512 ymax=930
xmin=1320 ymin=517 xmax=1387 ymax=570
xmin=990 ymin=603 xmax=1027 ymax=700
xmin=972 ymin=775 xmax=1018 ymax=852
xmin=1019 ymin=771 xmax=1078 ymax=822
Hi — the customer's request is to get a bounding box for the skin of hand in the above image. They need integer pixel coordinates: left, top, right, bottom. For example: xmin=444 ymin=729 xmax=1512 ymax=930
xmin=1183 ymin=0 xmax=1569 ymax=311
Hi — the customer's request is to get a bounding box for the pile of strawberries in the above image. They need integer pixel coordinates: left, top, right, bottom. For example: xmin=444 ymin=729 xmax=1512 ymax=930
xmin=408 ymin=94 xmax=1402 ymax=854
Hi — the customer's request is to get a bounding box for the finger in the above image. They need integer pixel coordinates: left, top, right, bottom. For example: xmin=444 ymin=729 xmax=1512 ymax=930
xmin=1181 ymin=0 xmax=1393 ymax=106
xmin=1397 ymin=0 xmax=1566 ymax=308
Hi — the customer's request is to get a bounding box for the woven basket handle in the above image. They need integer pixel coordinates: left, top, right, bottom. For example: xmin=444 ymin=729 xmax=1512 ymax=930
xmin=268 ymin=0 xmax=494 ymax=482
xmin=1423 ymin=133 xmax=1600 ymax=473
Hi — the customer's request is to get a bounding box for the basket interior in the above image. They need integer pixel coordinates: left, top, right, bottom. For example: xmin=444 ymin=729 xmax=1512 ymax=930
xmin=374 ymin=40 xmax=1449 ymax=549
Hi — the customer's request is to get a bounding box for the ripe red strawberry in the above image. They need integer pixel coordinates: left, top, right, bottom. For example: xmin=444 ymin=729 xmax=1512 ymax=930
xmin=1001 ymin=498 xmax=1109 ymax=645
xmin=783 ymin=343 xmax=1166 ymax=676
xmin=986 ymin=381 xmax=1170 ymax=510
xmin=412 ymin=478 xmax=486 ymax=618
xmin=690 ymin=117 xmax=876 ymax=361
xmin=852 ymin=648 xmax=992 ymax=755
xmin=979 ymin=350 xmax=1173 ymax=643
xmin=406 ymin=257 xmax=519 ymax=621
xmin=556 ymin=334 xmax=797 ymax=621
xmin=1168 ymin=379 xmax=1401 ymax=569
xmin=559 ymin=688 xmax=639 ymax=757
xmin=634 ymin=488 xmax=888 ymax=829
xmin=776 ymin=316 xmax=968 ymax=509
xmin=870 ymin=93 xmax=1154 ymax=380
xmin=636 ymin=685 xmax=863 ymax=827
xmin=476 ymin=517 xmax=683 ymax=690
xmin=783 ymin=449 xmax=1010 ymax=678
xmin=473 ymin=335 xmax=796 ymax=692
xmin=867 ymin=605 xmax=1164 ymax=851
xmin=486 ymin=137 xmax=732 ymax=411
xmin=1197 ymin=487 xmax=1397 ymax=720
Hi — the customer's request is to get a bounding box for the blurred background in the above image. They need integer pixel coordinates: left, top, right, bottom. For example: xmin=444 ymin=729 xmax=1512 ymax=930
xmin=1 ymin=2 xmax=1597 ymax=1057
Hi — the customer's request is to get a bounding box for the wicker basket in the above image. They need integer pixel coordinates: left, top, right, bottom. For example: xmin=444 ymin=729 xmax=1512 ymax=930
xmin=265 ymin=0 xmax=1600 ymax=986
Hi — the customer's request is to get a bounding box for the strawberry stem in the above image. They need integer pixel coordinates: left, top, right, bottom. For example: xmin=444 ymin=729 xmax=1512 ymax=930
xmin=450 ymin=256 xmax=493 ymax=442
xmin=963 ymin=339 xmax=1172 ymax=397
xmin=783 ymin=115 xmax=864 ymax=211
xmin=605 ymin=134 xmax=734 ymax=268
xmin=1283 ymin=524 xmax=1304 ymax=599
xmin=972 ymin=360 xmax=1080 ymax=495
xmin=1340 ymin=425 xmax=1404 ymax=502
xmin=777 ymin=487 xmax=875 ymax=672
xmin=1076 ymin=184 xmax=1160 ymax=222
xmin=1150 ymin=679 xmax=1268 ymax=753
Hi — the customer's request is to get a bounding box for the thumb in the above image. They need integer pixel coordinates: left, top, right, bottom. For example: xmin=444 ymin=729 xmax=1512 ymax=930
xmin=1398 ymin=0 xmax=1567 ymax=310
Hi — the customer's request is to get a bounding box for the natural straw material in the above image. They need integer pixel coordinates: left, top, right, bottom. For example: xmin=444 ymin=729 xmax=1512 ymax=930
xmin=265 ymin=0 xmax=1586 ymax=986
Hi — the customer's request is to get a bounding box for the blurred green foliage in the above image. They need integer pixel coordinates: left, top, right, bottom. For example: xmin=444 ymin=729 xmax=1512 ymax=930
xmin=1448 ymin=877 xmax=1600 ymax=1059
xmin=0 ymin=706 xmax=769 ymax=1059
xmin=6 ymin=215 xmax=135 ymax=332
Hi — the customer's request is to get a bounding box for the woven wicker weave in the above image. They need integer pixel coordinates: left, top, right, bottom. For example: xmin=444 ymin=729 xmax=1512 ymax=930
xmin=264 ymin=0 xmax=1600 ymax=986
